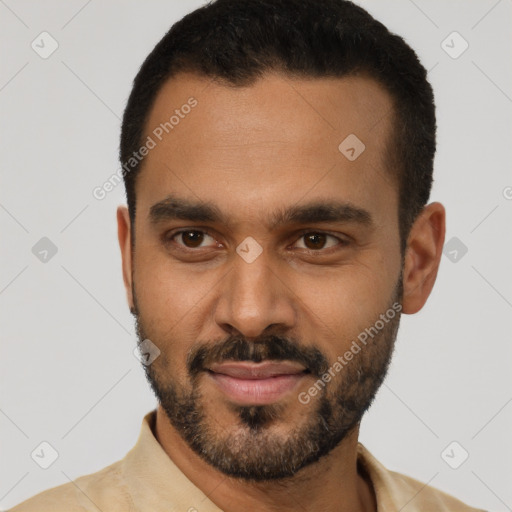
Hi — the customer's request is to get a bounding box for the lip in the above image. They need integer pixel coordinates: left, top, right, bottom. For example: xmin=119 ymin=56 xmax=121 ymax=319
xmin=207 ymin=361 xmax=308 ymax=405
xmin=208 ymin=361 xmax=306 ymax=379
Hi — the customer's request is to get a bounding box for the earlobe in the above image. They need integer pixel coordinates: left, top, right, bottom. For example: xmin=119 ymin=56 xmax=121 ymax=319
xmin=401 ymin=202 xmax=446 ymax=314
xmin=117 ymin=205 xmax=135 ymax=311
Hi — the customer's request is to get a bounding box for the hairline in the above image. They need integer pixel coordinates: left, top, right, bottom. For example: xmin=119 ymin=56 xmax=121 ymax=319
xmin=130 ymin=68 xmax=406 ymax=250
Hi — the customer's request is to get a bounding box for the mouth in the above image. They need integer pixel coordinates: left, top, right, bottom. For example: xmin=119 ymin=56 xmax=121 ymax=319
xmin=206 ymin=361 xmax=310 ymax=405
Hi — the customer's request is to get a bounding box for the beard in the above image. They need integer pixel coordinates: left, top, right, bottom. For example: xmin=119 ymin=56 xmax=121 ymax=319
xmin=133 ymin=279 xmax=402 ymax=482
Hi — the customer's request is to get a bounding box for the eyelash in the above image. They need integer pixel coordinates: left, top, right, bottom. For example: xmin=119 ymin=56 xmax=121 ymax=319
xmin=165 ymin=228 xmax=350 ymax=253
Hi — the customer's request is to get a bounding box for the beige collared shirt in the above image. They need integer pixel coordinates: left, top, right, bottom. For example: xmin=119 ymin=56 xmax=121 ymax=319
xmin=9 ymin=410 xmax=486 ymax=512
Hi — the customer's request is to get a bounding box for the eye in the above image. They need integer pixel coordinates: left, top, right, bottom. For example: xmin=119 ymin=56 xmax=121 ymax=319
xmin=165 ymin=229 xmax=349 ymax=253
xmin=293 ymin=232 xmax=347 ymax=251
xmin=169 ymin=229 xmax=218 ymax=249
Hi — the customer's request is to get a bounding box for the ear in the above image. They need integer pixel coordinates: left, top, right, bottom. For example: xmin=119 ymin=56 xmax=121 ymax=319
xmin=117 ymin=205 xmax=134 ymax=311
xmin=401 ymin=202 xmax=446 ymax=314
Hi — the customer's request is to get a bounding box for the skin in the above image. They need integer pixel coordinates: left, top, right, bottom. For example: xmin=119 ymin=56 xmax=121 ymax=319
xmin=117 ymin=71 xmax=445 ymax=512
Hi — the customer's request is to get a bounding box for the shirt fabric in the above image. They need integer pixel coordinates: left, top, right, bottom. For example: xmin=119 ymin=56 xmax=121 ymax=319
xmin=9 ymin=410 xmax=486 ymax=512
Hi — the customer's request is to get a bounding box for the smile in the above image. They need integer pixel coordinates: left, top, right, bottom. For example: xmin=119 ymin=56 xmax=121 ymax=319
xmin=206 ymin=361 xmax=309 ymax=405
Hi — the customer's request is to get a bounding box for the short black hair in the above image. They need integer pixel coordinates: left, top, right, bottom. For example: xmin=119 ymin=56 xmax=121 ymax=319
xmin=120 ymin=0 xmax=436 ymax=250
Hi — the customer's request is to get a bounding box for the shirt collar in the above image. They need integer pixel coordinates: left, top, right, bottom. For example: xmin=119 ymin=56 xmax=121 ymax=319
xmin=120 ymin=410 xmax=224 ymax=512
xmin=121 ymin=410 xmax=415 ymax=512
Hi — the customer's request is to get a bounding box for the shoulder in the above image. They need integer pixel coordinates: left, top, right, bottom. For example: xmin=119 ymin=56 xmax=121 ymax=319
xmin=386 ymin=469 xmax=487 ymax=511
xmin=357 ymin=443 xmax=487 ymax=512
xmin=8 ymin=459 xmax=134 ymax=512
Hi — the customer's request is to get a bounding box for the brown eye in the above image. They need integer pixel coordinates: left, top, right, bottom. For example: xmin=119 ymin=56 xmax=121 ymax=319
xmin=181 ymin=231 xmax=204 ymax=247
xmin=303 ymin=233 xmax=327 ymax=250
xmin=295 ymin=232 xmax=344 ymax=251
xmin=172 ymin=230 xmax=215 ymax=249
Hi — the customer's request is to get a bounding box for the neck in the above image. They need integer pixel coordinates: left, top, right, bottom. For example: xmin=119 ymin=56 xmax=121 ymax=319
xmin=154 ymin=405 xmax=376 ymax=512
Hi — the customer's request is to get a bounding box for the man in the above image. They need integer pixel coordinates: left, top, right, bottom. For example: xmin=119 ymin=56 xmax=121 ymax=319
xmin=10 ymin=0 xmax=486 ymax=510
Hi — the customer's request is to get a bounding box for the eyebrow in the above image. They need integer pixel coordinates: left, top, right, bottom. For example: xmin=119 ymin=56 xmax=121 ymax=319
xmin=149 ymin=194 xmax=373 ymax=230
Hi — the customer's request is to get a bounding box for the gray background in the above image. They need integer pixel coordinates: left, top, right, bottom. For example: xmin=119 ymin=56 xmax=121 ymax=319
xmin=1 ymin=0 xmax=511 ymax=510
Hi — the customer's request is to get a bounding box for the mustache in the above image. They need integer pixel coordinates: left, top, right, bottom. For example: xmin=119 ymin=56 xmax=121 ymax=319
xmin=187 ymin=334 xmax=329 ymax=378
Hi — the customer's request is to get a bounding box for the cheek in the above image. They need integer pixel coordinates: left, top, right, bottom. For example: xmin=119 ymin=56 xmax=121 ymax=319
xmin=296 ymin=261 xmax=399 ymax=350
xmin=132 ymin=246 xmax=226 ymax=361
xmin=134 ymin=245 xmax=203 ymax=315
xmin=133 ymin=262 xmax=199 ymax=380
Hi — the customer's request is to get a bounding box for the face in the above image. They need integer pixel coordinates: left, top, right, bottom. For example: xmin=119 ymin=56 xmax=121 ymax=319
xmin=122 ymin=71 xmax=408 ymax=481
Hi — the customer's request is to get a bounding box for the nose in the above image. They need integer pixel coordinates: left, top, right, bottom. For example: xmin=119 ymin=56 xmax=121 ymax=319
xmin=213 ymin=249 xmax=296 ymax=339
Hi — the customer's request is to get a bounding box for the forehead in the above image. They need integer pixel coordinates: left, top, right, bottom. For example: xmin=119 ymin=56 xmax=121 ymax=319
xmin=136 ymin=71 xmax=397 ymax=228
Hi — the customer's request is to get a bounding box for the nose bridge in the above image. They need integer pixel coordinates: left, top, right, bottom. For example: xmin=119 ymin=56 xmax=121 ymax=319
xmin=214 ymin=246 xmax=295 ymax=337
